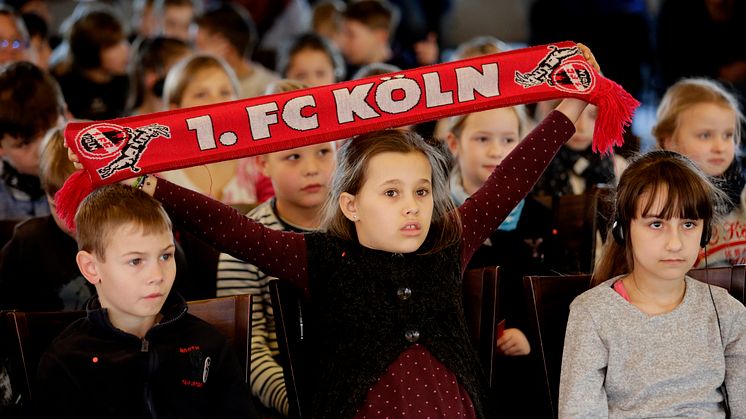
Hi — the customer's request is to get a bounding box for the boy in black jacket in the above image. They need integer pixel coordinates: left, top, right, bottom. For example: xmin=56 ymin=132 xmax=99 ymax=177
xmin=34 ymin=184 xmax=256 ymax=419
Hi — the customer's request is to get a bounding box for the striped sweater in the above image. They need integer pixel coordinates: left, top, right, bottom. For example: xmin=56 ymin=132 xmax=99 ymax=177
xmin=216 ymin=199 xmax=310 ymax=416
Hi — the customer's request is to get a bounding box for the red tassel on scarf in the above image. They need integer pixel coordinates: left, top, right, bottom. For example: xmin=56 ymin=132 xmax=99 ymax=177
xmin=56 ymin=41 xmax=639 ymax=231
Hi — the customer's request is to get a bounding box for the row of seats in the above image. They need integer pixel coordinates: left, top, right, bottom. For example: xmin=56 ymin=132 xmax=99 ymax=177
xmin=2 ymin=265 xmax=743 ymax=418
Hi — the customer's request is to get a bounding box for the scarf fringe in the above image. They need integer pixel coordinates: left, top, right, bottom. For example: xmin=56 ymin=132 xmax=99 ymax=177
xmin=54 ymin=170 xmax=94 ymax=232
xmin=591 ymin=78 xmax=640 ymax=155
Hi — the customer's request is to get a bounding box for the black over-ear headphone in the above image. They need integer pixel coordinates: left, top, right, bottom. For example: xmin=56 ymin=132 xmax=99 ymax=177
xmin=611 ymin=216 xmax=712 ymax=248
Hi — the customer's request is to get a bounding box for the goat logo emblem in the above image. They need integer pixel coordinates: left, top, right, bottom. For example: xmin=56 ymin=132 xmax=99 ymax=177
xmin=514 ymin=45 xmax=594 ymax=93
xmin=75 ymin=123 xmax=171 ymax=179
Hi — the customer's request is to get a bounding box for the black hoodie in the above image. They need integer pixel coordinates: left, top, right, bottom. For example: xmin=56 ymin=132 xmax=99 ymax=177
xmin=34 ymin=293 xmax=257 ymax=419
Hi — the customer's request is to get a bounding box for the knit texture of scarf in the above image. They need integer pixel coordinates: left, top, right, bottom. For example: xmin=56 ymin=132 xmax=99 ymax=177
xmin=55 ymin=41 xmax=639 ymax=230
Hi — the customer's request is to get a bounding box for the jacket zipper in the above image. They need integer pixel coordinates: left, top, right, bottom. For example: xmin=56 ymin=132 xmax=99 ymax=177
xmin=142 ymin=337 xmax=159 ymax=419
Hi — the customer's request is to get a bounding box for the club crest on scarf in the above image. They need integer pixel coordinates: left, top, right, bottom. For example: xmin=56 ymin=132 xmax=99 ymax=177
xmin=75 ymin=123 xmax=171 ymax=179
xmin=56 ymin=41 xmax=640 ymax=233
xmin=514 ymin=45 xmax=594 ymax=93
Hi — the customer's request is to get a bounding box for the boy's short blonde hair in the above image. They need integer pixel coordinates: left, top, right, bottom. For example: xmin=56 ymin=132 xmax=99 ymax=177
xmin=39 ymin=127 xmax=75 ymax=197
xmin=75 ymin=184 xmax=172 ymax=260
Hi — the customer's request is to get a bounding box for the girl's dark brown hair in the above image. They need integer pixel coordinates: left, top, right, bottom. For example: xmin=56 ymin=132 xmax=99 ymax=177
xmin=592 ymin=150 xmax=726 ymax=285
xmin=321 ymin=129 xmax=461 ymax=253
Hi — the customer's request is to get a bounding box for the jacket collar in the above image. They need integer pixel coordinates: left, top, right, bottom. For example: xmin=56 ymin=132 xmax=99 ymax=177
xmin=85 ymin=292 xmax=188 ymax=339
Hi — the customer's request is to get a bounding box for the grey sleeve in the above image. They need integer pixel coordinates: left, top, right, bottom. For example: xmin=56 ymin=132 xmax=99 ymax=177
xmin=724 ymin=299 xmax=746 ymax=418
xmin=558 ymin=300 xmax=609 ymax=419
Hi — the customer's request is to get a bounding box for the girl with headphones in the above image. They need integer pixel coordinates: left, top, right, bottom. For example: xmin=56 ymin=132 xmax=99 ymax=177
xmin=558 ymin=150 xmax=746 ymax=418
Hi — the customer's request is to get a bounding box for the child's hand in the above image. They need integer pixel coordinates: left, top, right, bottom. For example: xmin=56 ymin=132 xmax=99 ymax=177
xmin=65 ymin=143 xmax=84 ymax=170
xmin=496 ymin=328 xmax=531 ymax=356
xmin=576 ymin=43 xmax=601 ymax=74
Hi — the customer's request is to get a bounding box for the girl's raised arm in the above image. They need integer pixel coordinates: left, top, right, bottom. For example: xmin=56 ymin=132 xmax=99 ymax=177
xmin=145 ymin=175 xmax=309 ymax=288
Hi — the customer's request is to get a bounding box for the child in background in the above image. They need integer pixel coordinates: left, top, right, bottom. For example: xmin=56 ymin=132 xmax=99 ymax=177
xmin=277 ymin=32 xmax=345 ymax=87
xmin=0 ymin=128 xmax=89 ymax=311
xmin=0 ymin=5 xmax=30 ymax=65
xmin=446 ymin=105 xmax=552 ymax=356
xmin=446 ymin=104 xmax=556 ymax=417
xmin=560 ymin=150 xmax=746 ymax=417
xmin=160 ymin=54 xmax=269 ymax=206
xmin=154 ymin=0 xmax=199 ymax=42
xmin=653 ymin=77 xmax=746 ymax=267
xmin=0 ymin=61 xmax=66 ymax=220
xmin=216 ymin=79 xmax=337 ymax=416
xmin=432 ymin=36 xmax=514 ymax=143
xmin=21 ymin=12 xmax=51 ymax=70
xmin=128 ymin=36 xmax=191 ymax=116
xmin=311 ymin=0 xmax=345 ymax=46
xmin=338 ymin=0 xmax=415 ymax=79
xmin=53 ymin=5 xmax=130 ymax=120
xmin=449 ymin=35 xmax=510 ymax=63
xmin=193 ymin=3 xmax=279 ymax=99
xmin=531 ymin=100 xmax=623 ymax=196
xmin=35 ymin=184 xmax=257 ymax=419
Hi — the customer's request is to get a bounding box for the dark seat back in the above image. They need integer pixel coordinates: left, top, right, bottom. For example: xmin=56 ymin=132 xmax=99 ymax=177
xmin=688 ymin=264 xmax=746 ymax=305
xmin=3 ymin=309 xmax=86 ymax=409
xmin=523 ymin=274 xmax=593 ymax=418
xmin=187 ymin=294 xmax=252 ymax=382
xmin=462 ymin=265 xmax=500 ymax=387
xmin=536 ymin=185 xmax=613 ymax=274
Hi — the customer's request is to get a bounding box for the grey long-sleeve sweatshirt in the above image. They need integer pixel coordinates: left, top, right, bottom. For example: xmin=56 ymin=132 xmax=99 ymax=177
xmin=559 ymin=276 xmax=746 ymax=418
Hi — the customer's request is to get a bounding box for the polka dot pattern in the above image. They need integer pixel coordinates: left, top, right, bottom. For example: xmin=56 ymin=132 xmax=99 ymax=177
xmin=457 ymin=111 xmax=574 ymax=270
xmin=156 ymin=181 xmax=311 ymax=292
xmin=355 ymin=345 xmax=476 ymax=419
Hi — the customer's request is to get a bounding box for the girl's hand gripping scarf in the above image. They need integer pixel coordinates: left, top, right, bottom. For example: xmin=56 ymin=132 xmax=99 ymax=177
xmin=56 ymin=41 xmax=639 ymax=230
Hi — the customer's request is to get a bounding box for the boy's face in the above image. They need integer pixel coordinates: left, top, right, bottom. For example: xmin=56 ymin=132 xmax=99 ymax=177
xmin=0 ymin=134 xmax=42 ymax=175
xmin=287 ymin=49 xmax=337 ymax=87
xmin=100 ymin=39 xmax=130 ymax=76
xmin=77 ymin=223 xmax=176 ymax=333
xmin=259 ymin=143 xmax=336 ymax=210
xmin=0 ymin=14 xmax=28 ymax=64
xmin=339 ymin=19 xmax=387 ymax=65
xmin=161 ymin=4 xmax=193 ymax=42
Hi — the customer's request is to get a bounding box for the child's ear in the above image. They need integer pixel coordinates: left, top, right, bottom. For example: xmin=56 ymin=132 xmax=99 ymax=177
xmin=339 ymin=192 xmax=358 ymax=222
xmin=76 ymin=250 xmax=101 ymax=285
xmin=446 ymin=132 xmax=460 ymax=156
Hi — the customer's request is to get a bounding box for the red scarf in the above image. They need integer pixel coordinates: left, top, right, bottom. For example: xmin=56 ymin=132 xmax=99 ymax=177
xmin=56 ymin=41 xmax=639 ymax=229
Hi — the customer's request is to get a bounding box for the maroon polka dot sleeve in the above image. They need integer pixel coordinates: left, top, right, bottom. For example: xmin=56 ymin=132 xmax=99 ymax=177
xmin=457 ymin=110 xmax=576 ymax=270
xmin=153 ymin=183 xmax=310 ymax=291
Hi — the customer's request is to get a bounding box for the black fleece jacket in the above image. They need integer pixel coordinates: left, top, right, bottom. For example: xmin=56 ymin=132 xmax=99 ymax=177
xmin=34 ymin=293 xmax=257 ymax=419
